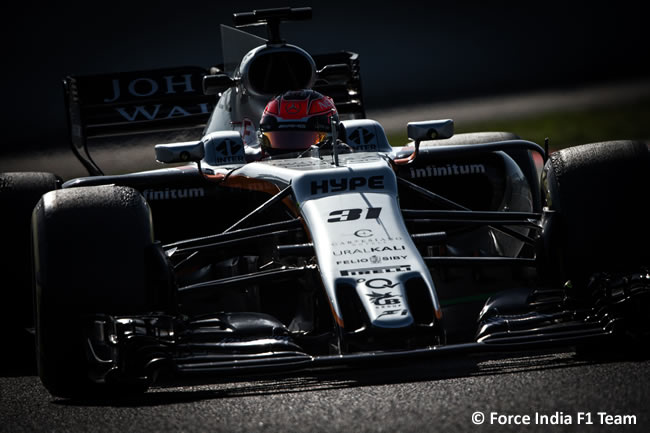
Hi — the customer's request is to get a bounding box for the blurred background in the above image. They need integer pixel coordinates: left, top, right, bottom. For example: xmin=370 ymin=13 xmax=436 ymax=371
xmin=2 ymin=0 xmax=649 ymax=178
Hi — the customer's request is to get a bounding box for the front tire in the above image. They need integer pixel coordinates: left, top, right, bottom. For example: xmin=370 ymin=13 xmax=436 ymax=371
xmin=33 ymin=185 xmax=163 ymax=398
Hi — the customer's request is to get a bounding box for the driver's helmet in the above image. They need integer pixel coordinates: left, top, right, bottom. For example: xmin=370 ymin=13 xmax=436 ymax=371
xmin=259 ymin=89 xmax=338 ymax=155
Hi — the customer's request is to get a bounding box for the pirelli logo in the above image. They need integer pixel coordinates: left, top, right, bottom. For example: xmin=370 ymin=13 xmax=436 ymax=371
xmin=340 ymin=265 xmax=412 ymax=277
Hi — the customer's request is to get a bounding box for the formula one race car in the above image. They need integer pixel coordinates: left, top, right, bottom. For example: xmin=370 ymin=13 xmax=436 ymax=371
xmin=1 ymin=7 xmax=648 ymax=398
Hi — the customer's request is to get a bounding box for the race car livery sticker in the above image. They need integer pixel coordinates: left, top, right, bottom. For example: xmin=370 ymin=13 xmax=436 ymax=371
xmin=77 ymin=68 xmax=215 ymax=126
xmin=291 ymin=160 xmax=398 ymax=203
xmin=142 ymin=187 xmax=205 ymax=201
xmin=231 ymin=118 xmax=257 ymax=147
xmin=104 ymin=74 xmax=196 ymax=103
xmin=360 ymin=278 xmax=400 ymax=289
xmin=335 ymin=255 xmax=408 ymax=265
xmin=202 ymin=131 xmax=246 ymax=165
xmin=366 ymin=291 xmax=402 ymax=307
xmin=311 ymin=175 xmax=384 ymax=195
xmin=331 ymin=238 xmax=404 ymax=247
xmin=357 ymin=278 xmax=404 ymax=317
xmin=332 ymin=245 xmax=406 ymax=256
xmin=331 ymin=230 xmax=403 ymax=246
xmin=408 ymin=163 xmax=486 ymax=179
xmin=377 ymin=309 xmax=409 ymax=319
xmin=114 ymin=103 xmax=212 ymax=122
xmin=327 ymin=207 xmax=382 ymax=223
xmin=346 ymin=127 xmax=378 ymax=152
xmin=354 ymin=229 xmax=372 ymax=237
xmin=340 ymin=265 xmax=412 ymax=276
xmin=213 ymin=138 xmax=245 ymax=164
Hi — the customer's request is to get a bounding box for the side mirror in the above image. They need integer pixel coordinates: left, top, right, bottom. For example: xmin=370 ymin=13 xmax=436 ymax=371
xmin=316 ymin=64 xmax=351 ymax=85
xmin=155 ymin=141 xmax=205 ymax=164
xmin=203 ymin=74 xmax=236 ymax=95
xmin=394 ymin=119 xmax=455 ymax=166
xmin=407 ymin=119 xmax=454 ymax=141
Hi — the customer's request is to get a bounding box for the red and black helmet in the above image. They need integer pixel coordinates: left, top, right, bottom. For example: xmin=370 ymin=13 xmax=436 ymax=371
xmin=259 ymin=89 xmax=338 ymax=154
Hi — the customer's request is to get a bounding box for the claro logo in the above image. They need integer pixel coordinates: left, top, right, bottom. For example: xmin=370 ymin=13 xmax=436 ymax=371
xmin=310 ymin=175 xmax=384 ymax=195
xmin=142 ymin=188 xmax=205 ymax=201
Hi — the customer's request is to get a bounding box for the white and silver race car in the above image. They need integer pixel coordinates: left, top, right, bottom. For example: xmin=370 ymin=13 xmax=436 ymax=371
xmin=1 ymin=7 xmax=648 ymax=398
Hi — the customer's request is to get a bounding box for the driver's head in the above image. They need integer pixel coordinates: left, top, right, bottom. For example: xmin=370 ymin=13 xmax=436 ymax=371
xmin=259 ymin=89 xmax=338 ymax=155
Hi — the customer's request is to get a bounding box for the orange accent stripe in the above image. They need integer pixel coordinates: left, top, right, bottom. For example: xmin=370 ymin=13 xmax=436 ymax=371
xmin=328 ymin=298 xmax=344 ymax=328
xmin=220 ymin=175 xmax=299 ymax=217
xmin=222 ymin=174 xmax=282 ymax=195
xmin=203 ymin=173 xmax=226 ymax=181
xmin=393 ymin=150 xmax=416 ymax=166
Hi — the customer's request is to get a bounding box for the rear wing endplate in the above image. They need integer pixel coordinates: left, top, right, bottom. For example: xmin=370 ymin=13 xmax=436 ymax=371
xmin=312 ymin=51 xmax=365 ymax=120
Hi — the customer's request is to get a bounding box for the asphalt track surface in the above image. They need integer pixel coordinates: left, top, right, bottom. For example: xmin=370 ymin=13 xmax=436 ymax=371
xmin=2 ymin=349 xmax=649 ymax=432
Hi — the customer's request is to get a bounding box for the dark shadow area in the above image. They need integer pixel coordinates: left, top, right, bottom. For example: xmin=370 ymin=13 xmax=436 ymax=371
xmin=0 ymin=334 xmax=36 ymax=377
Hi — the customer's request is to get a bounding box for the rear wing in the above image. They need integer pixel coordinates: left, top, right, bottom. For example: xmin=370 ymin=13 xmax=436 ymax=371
xmin=63 ymin=66 xmax=214 ymax=175
xmin=312 ymin=51 xmax=365 ymax=120
xmin=64 ymin=54 xmax=365 ymax=176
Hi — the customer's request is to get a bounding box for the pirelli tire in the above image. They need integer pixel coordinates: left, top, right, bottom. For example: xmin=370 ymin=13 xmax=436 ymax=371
xmin=542 ymin=140 xmax=650 ymax=284
xmin=0 ymin=172 xmax=59 ymax=353
xmin=33 ymin=185 xmax=173 ymax=398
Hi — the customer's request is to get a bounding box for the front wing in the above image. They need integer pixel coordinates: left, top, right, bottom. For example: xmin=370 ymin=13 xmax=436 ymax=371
xmin=84 ymin=272 xmax=649 ymax=384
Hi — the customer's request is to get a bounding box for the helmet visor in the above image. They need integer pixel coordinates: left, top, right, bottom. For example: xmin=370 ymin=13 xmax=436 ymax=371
xmin=261 ymin=130 xmax=329 ymax=151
